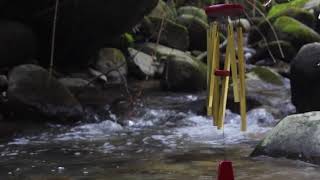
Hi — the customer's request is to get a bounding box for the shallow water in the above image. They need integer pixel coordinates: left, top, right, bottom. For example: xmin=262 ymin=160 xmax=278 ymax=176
xmin=0 ymin=94 xmax=319 ymax=180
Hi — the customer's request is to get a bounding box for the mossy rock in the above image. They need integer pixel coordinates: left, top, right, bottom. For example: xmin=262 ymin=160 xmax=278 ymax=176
xmin=272 ymin=16 xmax=320 ymax=49
xmin=268 ymin=0 xmax=310 ymax=17
xmin=148 ymin=0 xmax=176 ymax=20
xmin=251 ymin=40 xmax=296 ymax=63
xmin=247 ymin=66 xmax=284 ymax=85
xmin=161 ymin=54 xmax=207 ymax=92
xmin=248 ymin=8 xmax=315 ymax=46
xmin=176 ymin=14 xmax=208 ymax=51
xmin=146 ymin=17 xmax=190 ymax=51
xmin=251 ymin=111 xmax=320 ymax=165
xmin=268 ymin=7 xmax=315 ymax=27
xmin=177 ymin=6 xmax=208 ymax=23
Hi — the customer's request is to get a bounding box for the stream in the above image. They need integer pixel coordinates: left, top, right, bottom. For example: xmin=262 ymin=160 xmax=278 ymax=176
xmin=0 ymin=93 xmax=319 ymax=180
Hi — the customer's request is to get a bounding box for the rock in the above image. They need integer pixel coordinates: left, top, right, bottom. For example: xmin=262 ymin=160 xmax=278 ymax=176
xmin=231 ymin=18 xmax=251 ymax=33
xmin=268 ymin=0 xmax=315 ymax=17
xmin=247 ymin=66 xmax=284 ymax=86
xmin=250 ymin=40 xmax=296 ymax=63
xmin=244 ymin=65 xmax=293 ymax=118
xmin=176 ymin=14 xmax=208 ymax=51
xmin=272 ymin=16 xmax=320 ymax=50
xmin=290 ymin=42 xmax=320 ymax=113
xmin=161 ymin=54 xmax=207 ymax=92
xmin=58 ymin=78 xmax=93 ymax=93
xmin=0 ymin=0 xmax=158 ymax=66
xmin=269 ymin=7 xmax=315 ymax=28
xmin=315 ymin=6 xmax=320 ymax=34
xmin=148 ymin=0 xmax=176 ymax=20
xmin=7 ymin=64 xmax=83 ymax=121
xmin=146 ymin=17 xmax=190 ymax=51
xmin=137 ymin=42 xmax=191 ymax=60
xmin=0 ymin=21 xmax=36 ymax=67
xmin=127 ymin=48 xmax=162 ymax=78
xmin=251 ymin=111 xmax=320 ymax=164
xmin=177 ymin=6 xmax=207 ymax=23
xmin=248 ymin=8 xmax=315 ymax=46
xmin=0 ymin=75 xmax=8 ymax=92
xmin=94 ymin=48 xmax=127 ymax=83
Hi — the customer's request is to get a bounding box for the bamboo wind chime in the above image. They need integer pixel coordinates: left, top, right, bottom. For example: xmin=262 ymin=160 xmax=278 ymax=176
xmin=205 ymin=4 xmax=247 ymax=131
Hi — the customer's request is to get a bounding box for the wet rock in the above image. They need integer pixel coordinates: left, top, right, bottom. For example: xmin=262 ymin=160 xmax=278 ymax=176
xmin=161 ymin=54 xmax=207 ymax=92
xmin=268 ymin=0 xmax=318 ymax=17
xmin=7 ymin=64 xmax=83 ymax=122
xmin=146 ymin=17 xmax=190 ymax=51
xmin=94 ymin=48 xmax=127 ymax=83
xmin=291 ymin=42 xmax=320 ymax=113
xmin=248 ymin=8 xmax=316 ymax=45
xmin=250 ymin=40 xmax=296 ymax=63
xmin=58 ymin=78 xmax=93 ymax=93
xmin=148 ymin=0 xmax=176 ymax=20
xmin=251 ymin=111 xmax=320 ymax=164
xmin=272 ymin=16 xmax=320 ymax=50
xmin=0 ymin=75 xmax=8 ymax=92
xmin=137 ymin=42 xmax=191 ymax=60
xmin=176 ymin=14 xmax=208 ymax=51
xmin=0 ymin=21 xmax=36 ymax=67
xmin=127 ymin=48 xmax=162 ymax=78
xmin=243 ymin=66 xmax=294 ymax=118
xmin=247 ymin=66 xmax=284 ymax=86
xmin=268 ymin=7 xmax=315 ymax=28
xmin=232 ymin=18 xmax=251 ymax=33
xmin=177 ymin=6 xmax=207 ymax=23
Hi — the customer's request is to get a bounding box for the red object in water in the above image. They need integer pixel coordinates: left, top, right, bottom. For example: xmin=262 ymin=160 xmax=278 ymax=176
xmin=217 ymin=161 xmax=235 ymax=180
xmin=205 ymin=4 xmax=244 ymax=17
xmin=214 ymin=69 xmax=230 ymax=77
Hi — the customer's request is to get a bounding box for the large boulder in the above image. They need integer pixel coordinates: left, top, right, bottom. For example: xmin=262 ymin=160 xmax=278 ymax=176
xmin=272 ymin=16 xmax=320 ymax=50
xmin=267 ymin=0 xmax=314 ymax=17
xmin=127 ymin=48 xmax=162 ymax=78
xmin=251 ymin=111 xmax=320 ymax=164
xmin=7 ymin=64 xmax=83 ymax=121
xmin=0 ymin=0 xmax=158 ymax=65
xmin=148 ymin=0 xmax=176 ymax=20
xmin=176 ymin=14 xmax=208 ymax=51
xmin=161 ymin=54 xmax=207 ymax=92
xmin=143 ymin=17 xmax=190 ymax=51
xmin=250 ymin=40 xmax=296 ymax=63
xmin=290 ymin=43 xmax=320 ymax=113
xmin=93 ymin=48 xmax=127 ymax=83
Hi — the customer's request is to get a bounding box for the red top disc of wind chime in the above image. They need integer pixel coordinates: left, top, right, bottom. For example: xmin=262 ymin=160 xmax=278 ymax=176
xmin=204 ymin=3 xmax=244 ymax=17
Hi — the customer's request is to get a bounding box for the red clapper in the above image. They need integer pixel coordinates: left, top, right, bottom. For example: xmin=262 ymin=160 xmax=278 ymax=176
xmin=217 ymin=161 xmax=235 ymax=180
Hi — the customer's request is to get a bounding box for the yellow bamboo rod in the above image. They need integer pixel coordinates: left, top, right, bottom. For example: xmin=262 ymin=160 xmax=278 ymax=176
xmin=212 ymin=25 xmax=220 ymax=126
xmin=217 ymin=23 xmax=233 ymax=129
xmin=230 ymin=29 xmax=240 ymax=103
xmin=207 ymin=23 xmax=218 ymax=116
xmin=237 ymin=26 xmax=247 ymax=131
xmin=206 ymin=24 xmax=213 ymax=116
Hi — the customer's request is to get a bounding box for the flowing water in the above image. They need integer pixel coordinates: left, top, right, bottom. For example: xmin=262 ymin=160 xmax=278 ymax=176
xmin=0 ymin=93 xmax=319 ymax=180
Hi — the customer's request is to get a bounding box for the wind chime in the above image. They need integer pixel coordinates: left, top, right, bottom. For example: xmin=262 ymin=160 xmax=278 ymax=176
xmin=205 ymin=3 xmax=247 ymax=180
xmin=205 ymin=3 xmax=247 ymax=131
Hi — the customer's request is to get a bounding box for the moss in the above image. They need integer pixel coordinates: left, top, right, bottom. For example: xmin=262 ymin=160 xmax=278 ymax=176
xmin=177 ymin=6 xmax=207 ymax=23
xmin=268 ymin=7 xmax=315 ymax=27
xmin=251 ymin=66 xmax=283 ymax=85
xmin=273 ymin=16 xmax=320 ymax=48
xmin=148 ymin=17 xmax=190 ymax=51
xmin=268 ymin=0 xmax=309 ymax=17
xmin=121 ymin=33 xmax=135 ymax=47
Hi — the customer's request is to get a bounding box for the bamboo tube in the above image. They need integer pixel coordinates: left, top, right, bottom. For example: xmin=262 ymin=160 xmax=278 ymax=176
xmin=217 ymin=23 xmax=233 ymax=129
xmin=212 ymin=26 xmax=220 ymax=126
xmin=237 ymin=26 xmax=247 ymax=131
xmin=206 ymin=24 xmax=213 ymax=116
xmin=230 ymin=29 xmax=240 ymax=103
xmin=207 ymin=23 xmax=218 ymax=116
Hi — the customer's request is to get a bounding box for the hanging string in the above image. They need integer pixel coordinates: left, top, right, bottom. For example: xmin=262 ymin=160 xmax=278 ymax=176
xmin=49 ymin=0 xmax=60 ymax=77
